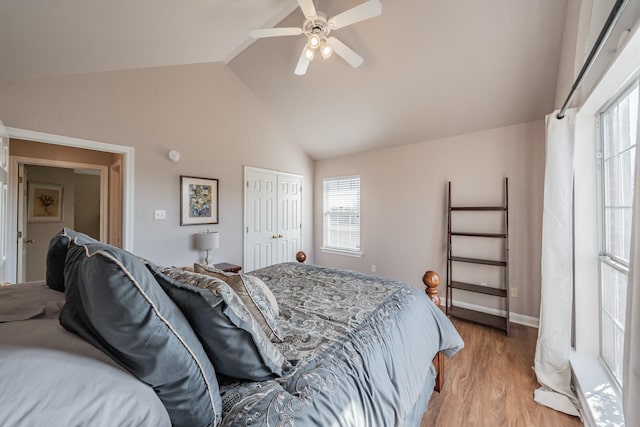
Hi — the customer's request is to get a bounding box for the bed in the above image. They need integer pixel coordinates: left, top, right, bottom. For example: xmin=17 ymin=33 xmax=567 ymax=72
xmin=0 ymin=229 xmax=463 ymax=427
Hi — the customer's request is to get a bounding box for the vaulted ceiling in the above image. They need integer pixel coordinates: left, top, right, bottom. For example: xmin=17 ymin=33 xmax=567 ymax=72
xmin=0 ymin=0 xmax=568 ymax=159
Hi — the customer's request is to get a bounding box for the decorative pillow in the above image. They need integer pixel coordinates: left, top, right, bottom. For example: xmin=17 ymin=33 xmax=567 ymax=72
xmin=151 ymin=266 xmax=289 ymax=381
xmin=193 ymin=263 xmax=232 ymax=276
xmin=46 ymin=228 xmax=99 ymax=291
xmin=195 ymin=264 xmax=279 ymax=316
xmin=194 ymin=264 xmax=281 ymax=340
xmin=60 ymin=242 xmax=221 ymax=427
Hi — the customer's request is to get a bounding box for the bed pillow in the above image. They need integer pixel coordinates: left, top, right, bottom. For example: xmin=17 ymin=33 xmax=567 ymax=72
xmin=195 ymin=263 xmax=279 ymax=315
xmin=46 ymin=228 xmax=99 ymax=291
xmin=150 ymin=266 xmax=289 ymax=381
xmin=59 ymin=242 xmax=221 ymax=427
xmin=194 ymin=263 xmax=281 ymax=340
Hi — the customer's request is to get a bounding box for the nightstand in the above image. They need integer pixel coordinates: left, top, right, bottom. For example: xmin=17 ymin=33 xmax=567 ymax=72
xmin=214 ymin=262 xmax=242 ymax=274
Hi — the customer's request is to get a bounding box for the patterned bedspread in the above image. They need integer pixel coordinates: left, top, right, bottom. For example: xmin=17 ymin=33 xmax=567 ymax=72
xmin=218 ymin=263 xmax=464 ymax=427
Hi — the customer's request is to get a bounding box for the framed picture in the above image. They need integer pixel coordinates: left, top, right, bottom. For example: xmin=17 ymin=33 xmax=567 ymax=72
xmin=28 ymin=182 xmax=63 ymax=222
xmin=180 ymin=176 xmax=219 ymax=225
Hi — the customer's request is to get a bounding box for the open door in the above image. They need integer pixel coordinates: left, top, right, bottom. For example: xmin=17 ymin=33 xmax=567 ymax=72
xmin=109 ymin=159 xmax=123 ymax=248
xmin=16 ymin=164 xmax=29 ymax=283
xmin=0 ymin=121 xmax=8 ymax=283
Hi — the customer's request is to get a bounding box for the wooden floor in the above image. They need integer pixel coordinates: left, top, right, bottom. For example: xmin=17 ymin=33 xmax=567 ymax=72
xmin=421 ymin=319 xmax=583 ymax=427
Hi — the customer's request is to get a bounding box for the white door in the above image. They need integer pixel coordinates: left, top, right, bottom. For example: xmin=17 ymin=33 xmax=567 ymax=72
xmin=276 ymin=175 xmax=302 ymax=264
xmin=244 ymin=167 xmax=302 ymax=272
xmin=245 ymin=169 xmax=278 ymax=272
xmin=109 ymin=159 xmax=123 ymax=247
xmin=16 ymin=164 xmax=28 ymax=282
xmin=0 ymin=121 xmax=8 ymax=283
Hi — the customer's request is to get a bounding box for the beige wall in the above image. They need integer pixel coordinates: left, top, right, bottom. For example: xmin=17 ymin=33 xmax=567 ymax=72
xmin=74 ymin=173 xmax=101 ymax=239
xmin=314 ymin=121 xmax=545 ymax=318
xmin=0 ymin=62 xmax=314 ymax=268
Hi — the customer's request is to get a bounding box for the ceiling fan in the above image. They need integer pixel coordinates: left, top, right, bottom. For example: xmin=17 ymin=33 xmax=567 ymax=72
xmin=250 ymin=0 xmax=382 ymax=75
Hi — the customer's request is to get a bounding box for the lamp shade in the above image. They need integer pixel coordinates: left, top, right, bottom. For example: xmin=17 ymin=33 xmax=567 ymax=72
xmin=195 ymin=231 xmax=219 ymax=251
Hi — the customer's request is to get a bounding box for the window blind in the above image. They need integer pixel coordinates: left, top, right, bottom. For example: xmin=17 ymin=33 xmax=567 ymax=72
xmin=323 ymin=175 xmax=360 ymax=252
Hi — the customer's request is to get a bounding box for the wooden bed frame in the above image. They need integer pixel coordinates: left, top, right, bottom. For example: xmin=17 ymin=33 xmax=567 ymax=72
xmin=423 ymin=270 xmax=444 ymax=392
xmin=295 ymin=252 xmax=445 ymax=393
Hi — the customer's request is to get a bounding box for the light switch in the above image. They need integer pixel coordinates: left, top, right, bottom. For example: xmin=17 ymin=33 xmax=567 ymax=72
xmin=154 ymin=210 xmax=167 ymax=220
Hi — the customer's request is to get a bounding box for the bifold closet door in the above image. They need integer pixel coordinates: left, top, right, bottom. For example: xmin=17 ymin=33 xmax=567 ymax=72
xmin=275 ymin=174 xmax=301 ymax=264
xmin=244 ymin=168 xmax=302 ymax=272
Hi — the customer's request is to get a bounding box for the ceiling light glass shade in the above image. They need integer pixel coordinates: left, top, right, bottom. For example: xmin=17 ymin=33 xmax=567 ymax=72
xmin=304 ymin=46 xmax=315 ymax=60
xmin=308 ymin=34 xmax=321 ymax=48
xmin=320 ymin=41 xmax=333 ymax=59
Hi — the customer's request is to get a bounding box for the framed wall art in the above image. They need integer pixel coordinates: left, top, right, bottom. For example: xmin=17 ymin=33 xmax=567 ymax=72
xmin=28 ymin=182 xmax=63 ymax=222
xmin=180 ymin=176 xmax=219 ymax=225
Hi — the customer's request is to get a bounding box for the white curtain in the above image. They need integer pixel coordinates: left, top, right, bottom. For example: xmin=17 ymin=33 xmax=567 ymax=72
xmin=623 ymin=88 xmax=640 ymax=426
xmin=533 ymin=108 xmax=580 ymax=416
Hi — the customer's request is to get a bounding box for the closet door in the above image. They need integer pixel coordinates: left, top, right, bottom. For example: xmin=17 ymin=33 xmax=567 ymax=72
xmin=276 ymin=175 xmax=301 ymax=264
xmin=244 ymin=167 xmax=302 ymax=272
xmin=245 ymin=169 xmax=278 ymax=272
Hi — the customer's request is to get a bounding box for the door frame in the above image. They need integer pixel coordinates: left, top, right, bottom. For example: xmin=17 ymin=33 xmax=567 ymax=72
xmin=5 ymin=127 xmax=134 ymax=283
xmin=243 ymin=165 xmax=303 ymax=271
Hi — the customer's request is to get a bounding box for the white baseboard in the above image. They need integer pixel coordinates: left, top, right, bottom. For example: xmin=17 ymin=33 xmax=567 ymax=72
xmin=440 ymin=297 xmax=539 ymax=328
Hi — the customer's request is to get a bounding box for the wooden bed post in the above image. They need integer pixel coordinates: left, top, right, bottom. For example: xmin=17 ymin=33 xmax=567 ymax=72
xmin=296 ymin=251 xmax=307 ymax=263
xmin=423 ymin=270 xmax=444 ymax=393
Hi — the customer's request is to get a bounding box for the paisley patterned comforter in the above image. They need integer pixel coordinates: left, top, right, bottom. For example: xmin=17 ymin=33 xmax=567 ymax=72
xmin=218 ymin=263 xmax=464 ymax=427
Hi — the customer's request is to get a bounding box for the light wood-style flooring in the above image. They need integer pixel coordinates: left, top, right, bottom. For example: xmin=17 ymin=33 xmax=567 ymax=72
xmin=421 ymin=319 xmax=583 ymax=427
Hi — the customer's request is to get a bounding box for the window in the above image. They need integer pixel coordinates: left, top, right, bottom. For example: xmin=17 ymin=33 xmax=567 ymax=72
xmin=597 ymin=80 xmax=638 ymax=387
xmin=322 ymin=175 xmax=361 ymax=255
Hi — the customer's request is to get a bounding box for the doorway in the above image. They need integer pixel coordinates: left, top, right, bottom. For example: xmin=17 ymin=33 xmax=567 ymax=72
xmin=4 ymin=127 xmax=134 ymax=284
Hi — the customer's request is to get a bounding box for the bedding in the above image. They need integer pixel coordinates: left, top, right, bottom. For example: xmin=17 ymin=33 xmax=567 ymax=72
xmin=149 ymin=266 xmax=289 ymax=381
xmin=193 ymin=264 xmax=283 ymax=340
xmin=60 ymin=241 xmax=221 ymax=427
xmin=218 ymin=263 xmax=463 ymax=426
xmin=0 ymin=251 xmax=463 ymax=426
xmin=0 ymin=282 xmax=171 ymax=427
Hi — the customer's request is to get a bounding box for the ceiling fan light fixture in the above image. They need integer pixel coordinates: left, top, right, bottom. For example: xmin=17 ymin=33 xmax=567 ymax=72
xmin=320 ymin=40 xmax=333 ymax=59
xmin=308 ymin=33 xmax=321 ymax=49
xmin=304 ymin=46 xmax=315 ymax=60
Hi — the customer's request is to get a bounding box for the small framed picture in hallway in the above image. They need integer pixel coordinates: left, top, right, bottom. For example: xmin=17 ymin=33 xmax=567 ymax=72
xmin=28 ymin=182 xmax=63 ymax=222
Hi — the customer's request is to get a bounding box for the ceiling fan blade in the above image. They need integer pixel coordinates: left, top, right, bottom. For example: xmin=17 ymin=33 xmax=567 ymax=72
xmin=326 ymin=37 xmax=364 ymax=68
xmin=329 ymin=0 xmax=382 ymax=30
xmin=250 ymin=27 xmax=303 ymax=39
xmin=297 ymin=0 xmax=318 ymax=19
xmin=294 ymin=46 xmax=311 ymax=75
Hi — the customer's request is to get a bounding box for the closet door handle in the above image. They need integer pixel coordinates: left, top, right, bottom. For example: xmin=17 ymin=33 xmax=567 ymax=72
xmin=272 ymin=235 xmax=278 ymax=239
xmin=278 ymin=234 xmax=283 ymax=238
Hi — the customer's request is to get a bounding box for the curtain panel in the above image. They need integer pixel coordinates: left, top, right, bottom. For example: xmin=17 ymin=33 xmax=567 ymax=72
xmin=533 ymin=108 xmax=580 ymax=416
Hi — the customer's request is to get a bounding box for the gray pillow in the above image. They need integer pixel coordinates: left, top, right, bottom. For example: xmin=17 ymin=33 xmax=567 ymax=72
xmin=46 ymin=228 xmax=99 ymax=291
xmin=194 ymin=263 xmax=282 ymax=341
xmin=60 ymin=242 xmax=221 ymax=427
xmin=150 ymin=266 xmax=289 ymax=381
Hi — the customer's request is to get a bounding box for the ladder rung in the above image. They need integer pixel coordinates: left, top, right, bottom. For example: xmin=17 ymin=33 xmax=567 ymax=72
xmin=448 ymin=306 xmax=509 ymax=333
xmin=450 ymin=281 xmax=507 ymax=297
xmin=450 ymin=206 xmax=506 ymax=211
xmin=451 ymin=232 xmax=507 ymax=238
xmin=450 ymin=256 xmax=506 ymax=267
